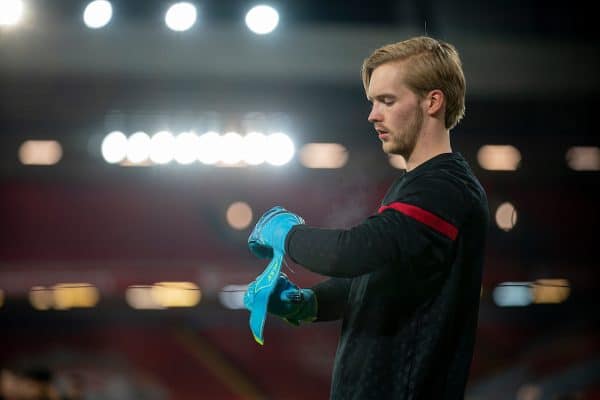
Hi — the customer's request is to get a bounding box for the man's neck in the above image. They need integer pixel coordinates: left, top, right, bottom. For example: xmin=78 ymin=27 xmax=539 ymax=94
xmin=405 ymin=129 xmax=452 ymax=172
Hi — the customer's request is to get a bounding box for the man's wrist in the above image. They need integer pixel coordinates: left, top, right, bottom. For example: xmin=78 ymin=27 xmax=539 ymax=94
xmin=286 ymin=289 xmax=317 ymax=325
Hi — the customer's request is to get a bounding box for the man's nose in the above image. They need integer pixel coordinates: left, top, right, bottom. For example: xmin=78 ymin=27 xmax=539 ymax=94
xmin=368 ymin=104 xmax=382 ymax=123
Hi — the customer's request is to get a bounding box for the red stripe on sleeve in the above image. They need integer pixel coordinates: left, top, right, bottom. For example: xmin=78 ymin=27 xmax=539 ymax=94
xmin=378 ymin=202 xmax=459 ymax=240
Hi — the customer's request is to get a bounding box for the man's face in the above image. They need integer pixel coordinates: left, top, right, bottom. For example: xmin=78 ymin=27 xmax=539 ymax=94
xmin=366 ymin=61 xmax=424 ymax=159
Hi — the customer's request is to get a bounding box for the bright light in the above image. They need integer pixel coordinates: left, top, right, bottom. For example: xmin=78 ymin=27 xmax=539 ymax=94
xmin=219 ymin=285 xmax=248 ymax=310
xmin=220 ymin=132 xmax=244 ymax=165
xmin=18 ymin=140 xmax=63 ymax=166
xmin=0 ymin=0 xmax=24 ymax=26
xmin=29 ymin=286 xmax=54 ymax=311
xmin=265 ymin=133 xmax=294 ymax=166
xmin=174 ymin=132 xmax=199 ymax=164
xmin=226 ymin=201 xmax=253 ymax=230
xmin=242 ymin=132 xmax=267 ymax=165
xmin=566 ymin=146 xmax=600 ymax=171
xmin=493 ymin=283 xmax=532 ymax=307
xmin=493 ymin=280 xmax=570 ymax=307
xmin=150 ymin=131 xmax=176 ymax=164
xmin=388 ymin=154 xmax=407 ymax=170
xmin=245 ymin=5 xmax=279 ymax=35
xmin=83 ymin=0 xmax=112 ymax=29
xmin=477 ymin=145 xmax=521 ymax=171
xmin=126 ymin=131 xmax=151 ymax=163
xmin=165 ymin=2 xmax=197 ymax=32
xmin=101 ymin=131 xmax=128 ymax=163
xmin=532 ymin=279 xmax=570 ymax=304
xmin=495 ymin=202 xmax=517 ymax=231
xmin=151 ymin=282 xmax=201 ymax=308
xmin=300 ymin=143 xmax=349 ymax=169
xmin=197 ymin=131 xmax=222 ymax=164
xmin=126 ymin=285 xmax=165 ymax=310
xmin=52 ymin=283 xmax=100 ymax=309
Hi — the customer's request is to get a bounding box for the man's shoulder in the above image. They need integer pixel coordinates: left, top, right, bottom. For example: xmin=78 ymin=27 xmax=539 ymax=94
xmin=383 ymin=154 xmax=487 ymax=211
xmin=417 ymin=154 xmax=487 ymax=203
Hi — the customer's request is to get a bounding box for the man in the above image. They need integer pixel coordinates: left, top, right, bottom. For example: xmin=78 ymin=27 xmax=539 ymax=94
xmin=244 ymin=36 xmax=489 ymax=399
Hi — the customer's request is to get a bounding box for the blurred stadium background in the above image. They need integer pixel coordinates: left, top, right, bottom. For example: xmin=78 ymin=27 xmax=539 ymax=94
xmin=1 ymin=0 xmax=599 ymax=399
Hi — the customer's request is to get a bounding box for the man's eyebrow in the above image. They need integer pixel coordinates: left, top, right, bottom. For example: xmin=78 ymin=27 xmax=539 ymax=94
xmin=367 ymin=93 xmax=397 ymax=101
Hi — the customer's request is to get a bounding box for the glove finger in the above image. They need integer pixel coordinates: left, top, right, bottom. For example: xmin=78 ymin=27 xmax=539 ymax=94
xmin=275 ymin=272 xmax=297 ymax=292
xmin=280 ymin=288 xmax=303 ymax=303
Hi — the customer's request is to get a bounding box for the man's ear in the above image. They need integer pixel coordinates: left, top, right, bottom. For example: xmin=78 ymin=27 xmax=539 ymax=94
xmin=426 ymin=89 xmax=445 ymax=116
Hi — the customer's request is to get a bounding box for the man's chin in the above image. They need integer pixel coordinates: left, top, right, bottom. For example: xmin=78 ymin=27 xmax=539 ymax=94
xmin=381 ymin=142 xmax=395 ymax=154
xmin=382 ymin=144 xmax=409 ymax=159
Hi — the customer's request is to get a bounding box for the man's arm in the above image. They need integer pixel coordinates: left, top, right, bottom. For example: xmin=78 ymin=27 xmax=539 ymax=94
xmin=286 ymin=173 xmax=470 ymax=281
xmin=311 ymin=277 xmax=352 ymax=321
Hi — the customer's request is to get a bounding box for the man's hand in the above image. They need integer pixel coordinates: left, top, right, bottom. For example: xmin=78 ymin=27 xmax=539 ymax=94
xmin=245 ymin=273 xmax=317 ymax=326
xmin=248 ymin=206 xmax=305 ymax=259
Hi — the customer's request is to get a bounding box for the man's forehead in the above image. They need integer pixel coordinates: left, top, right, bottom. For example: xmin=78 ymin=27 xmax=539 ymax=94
xmin=367 ymin=61 xmax=406 ymax=96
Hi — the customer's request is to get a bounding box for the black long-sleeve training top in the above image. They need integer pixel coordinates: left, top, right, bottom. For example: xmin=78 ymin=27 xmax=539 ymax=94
xmin=285 ymin=152 xmax=490 ymax=400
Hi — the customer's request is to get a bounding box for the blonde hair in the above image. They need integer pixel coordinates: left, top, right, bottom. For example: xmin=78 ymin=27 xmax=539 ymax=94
xmin=361 ymin=36 xmax=466 ymax=130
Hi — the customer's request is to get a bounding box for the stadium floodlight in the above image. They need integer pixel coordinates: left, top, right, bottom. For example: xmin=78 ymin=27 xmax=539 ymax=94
xmin=226 ymin=201 xmax=253 ymax=230
xmin=220 ymin=132 xmax=244 ymax=165
xmin=126 ymin=131 xmax=151 ymax=163
xmin=219 ymin=285 xmax=248 ymax=309
xmin=492 ymin=283 xmax=532 ymax=307
xmin=152 ymin=282 xmax=201 ymax=308
xmin=174 ymin=132 xmax=199 ymax=164
xmin=0 ymin=0 xmax=24 ymax=26
xmin=165 ymin=2 xmax=197 ymax=32
xmin=566 ymin=146 xmax=600 ymax=171
xmin=197 ymin=131 xmax=222 ymax=165
xmin=126 ymin=286 xmax=164 ymax=310
xmin=83 ymin=0 xmax=112 ymax=29
xmin=18 ymin=140 xmax=63 ymax=166
xmin=242 ymin=132 xmax=267 ymax=165
xmin=495 ymin=202 xmax=517 ymax=232
xmin=265 ymin=132 xmax=294 ymax=166
xmin=477 ymin=145 xmax=521 ymax=171
xmin=101 ymin=131 xmax=128 ymax=163
xmin=150 ymin=131 xmax=175 ymax=164
xmin=245 ymin=5 xmax=279 ymax=35
xmin=299 ymin=143 xmax=349 ymax=169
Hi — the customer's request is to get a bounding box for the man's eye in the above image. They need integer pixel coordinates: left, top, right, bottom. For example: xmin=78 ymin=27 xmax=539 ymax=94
xmin=383 ymin=99 xmax=394 ymax=105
